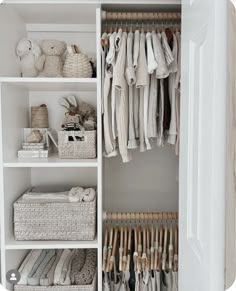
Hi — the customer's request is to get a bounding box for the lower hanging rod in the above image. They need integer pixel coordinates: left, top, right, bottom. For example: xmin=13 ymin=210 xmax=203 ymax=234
xmin=102 ymin=11 xmax=181 ymax=22
xmin=103 ymin=211 xmax=178 ymax=221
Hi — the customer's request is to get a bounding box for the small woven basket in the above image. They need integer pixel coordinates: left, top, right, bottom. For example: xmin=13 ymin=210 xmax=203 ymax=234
xmin=63 ymin=53 xmax=93 ymax=78
xmin=31 ymin=105 xmax=48 ymax=128
xmin=58 ymin=130 xmax=96 ymax=159
xmin=14 ymin=194 xmax=96 ymax=241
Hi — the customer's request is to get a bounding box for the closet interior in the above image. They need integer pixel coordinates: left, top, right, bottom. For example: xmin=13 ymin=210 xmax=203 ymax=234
xmin=0 ymin=1 xmax=182 ymax=291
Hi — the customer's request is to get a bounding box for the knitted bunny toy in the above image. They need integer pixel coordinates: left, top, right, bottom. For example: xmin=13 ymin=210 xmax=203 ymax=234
xmin=60 ymin=95 xmax=96 ymax=131
xmin=36 ymin=40 xmax=66 ymax=77
xmin=16 ymin=38 xmax=42 ymax=77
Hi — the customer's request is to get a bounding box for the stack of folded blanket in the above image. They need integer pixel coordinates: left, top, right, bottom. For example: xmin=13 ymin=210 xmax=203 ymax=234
xmin=21 ymin=186 xmax=96 ymax=203
xmin=17 ymin=249 xmax=97 ymax=286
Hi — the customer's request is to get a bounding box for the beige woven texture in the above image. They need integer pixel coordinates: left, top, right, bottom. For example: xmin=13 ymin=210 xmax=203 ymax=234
xmin=31 ymin=106 xmax=48 ymax=128
xmin=63 ymin=54 xmax=93 ymax=78
xmin=14 ymin=197 xmax=96 ymax=241
xmin=58 ymin=131 xmax=96 ymax=159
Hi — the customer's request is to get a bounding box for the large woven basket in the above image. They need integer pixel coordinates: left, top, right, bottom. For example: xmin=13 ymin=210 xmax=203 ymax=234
xmin=14 ymin=195 xmax=96 ymax=241
xmin=63 ymin=53 xmax=93 ymax=78
xmin=58 ymin=130 xmax=96 ymax=159
xmin=14 ymin=276 xmax=96 ymax=291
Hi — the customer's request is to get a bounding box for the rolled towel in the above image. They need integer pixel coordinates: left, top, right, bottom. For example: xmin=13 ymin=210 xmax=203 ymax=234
xmin=81 ymin=188 xmax=96 ymax=202
xmin=68 ymin=187 xmax=84 ymax=202
xmin=60 ymin=249 xmax=76 ymax=285
xmin=73 ymin=249 xmax=97 ymax=285
xmin=40 ymin=250 xmax=63 ymax=286
xmin=28 ymin=250 xmax=55 ymax=286
xmin=54 ymin=249 xmax=72 ymax=285
xmin=18 ymin=250 xmax=43 ymax=285
xmin=70 ymin=249 xmax=86 ymax=284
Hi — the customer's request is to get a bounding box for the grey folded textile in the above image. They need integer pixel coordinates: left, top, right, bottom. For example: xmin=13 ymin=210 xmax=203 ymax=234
xmin=70 ymin=249 xmax=86 ymax=284
xmin=28 ymin=250 xmax=56 ymax=286
xmin=40 ymin=250 xmax=63 ymax=286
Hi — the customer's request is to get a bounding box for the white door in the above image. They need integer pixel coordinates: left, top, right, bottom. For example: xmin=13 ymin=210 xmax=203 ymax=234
xmin=179 ymin=0 xmax=227 ymax=291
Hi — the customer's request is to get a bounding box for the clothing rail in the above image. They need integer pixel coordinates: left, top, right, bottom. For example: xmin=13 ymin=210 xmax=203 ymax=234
xmin=103 ymin=212 xmax=178 ymax=221
xmin=102 ymin=11 xmax=181 ymax=22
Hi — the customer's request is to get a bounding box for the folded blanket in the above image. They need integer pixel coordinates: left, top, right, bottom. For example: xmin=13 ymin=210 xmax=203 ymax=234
xmin=40 ymin=250 xmax=63 ymax=286
xmin=82 ymin=188 xmax=96 ymax=202
xmin=22 ymin=192 xmax=69 ymax=202
xmin=60 ymin=249 xmax=76 ymax=285
xmin=28 ymin=250 xmax=55 ymax=286
xmin=54 ymin=249 xmax=72 ymax=285
xmin=72 ymin=249 xmax=97 ymax=285
xmin=70 ymin=249 xmax=86 ymax=284
xmin=18 ymin=250 xmax=43 ymax=285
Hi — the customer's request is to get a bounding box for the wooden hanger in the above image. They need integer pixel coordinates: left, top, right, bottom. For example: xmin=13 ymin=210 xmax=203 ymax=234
xmin=154 ymin=225 xmax=159 ymax=270
xmin=106 ymin=226 xmax=114 ymax=272
xmin=142 ymin=226 xmax=147 ymax=272
xmin=146 ymin=227 xmax=151 ymax=272
xmin=168 ymin=225 xmax=174 ymax=270
xmin=174 ymin=225 xmax=178 ymax=272
xmin=150 ymin=226 xmax=155 ymax=270
xmin=119 ymin=226 xmax=124 ymax=272
xmin=138 ymin=227 xmax=142 ymax=273
xmin=134 ymin=226 xmax=138 ymax=272
xmin=158 ymin=226 xmax=163 ymax=271
xmin=123 ymin=227 xmax=128 ymax=271
xmin=162 ymin=226 xmax=168 ymax=271
xmin=126 ymin=227 xmax=132 ymax=272
xmin=102 ymin=227 xmax=108 ymax=272
xmin=109 ymin=227 xmax=118 ymax=272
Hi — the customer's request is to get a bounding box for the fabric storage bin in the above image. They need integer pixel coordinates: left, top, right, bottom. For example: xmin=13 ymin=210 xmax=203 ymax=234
xmin=14 ymin=276 xmax=97 ymax=291
xmin=14 ymin=194 xmax=96 ymax=241
xmin=58 ymin=130 xmax=96 ymax=159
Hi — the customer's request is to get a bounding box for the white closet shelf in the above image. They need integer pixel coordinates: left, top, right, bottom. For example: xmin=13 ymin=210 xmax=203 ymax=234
xmin=4 ymin=155 xmax=98 ymax=168
xmin=5 ymin=238 xmax=98 ymax=250
xmin=0 ymin=78 xmax=97 ymax=91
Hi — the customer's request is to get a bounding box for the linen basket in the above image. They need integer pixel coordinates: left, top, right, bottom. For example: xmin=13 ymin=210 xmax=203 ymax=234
xmin=58 ymin=130 xmax=96 ymax=159
xmin=63 ymin=53 xmax=93 ymax=78
xmin=14 ymin=275 xmax=97 ymax=291
xmin=14 ymin=194 xmax=96 ymax=241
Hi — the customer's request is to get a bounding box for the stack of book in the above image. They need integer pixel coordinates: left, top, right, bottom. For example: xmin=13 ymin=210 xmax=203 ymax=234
xmin=18 ymin=142 xmax=49 ymax=158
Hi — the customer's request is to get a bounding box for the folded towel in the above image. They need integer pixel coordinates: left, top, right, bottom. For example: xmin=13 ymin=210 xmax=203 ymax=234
xmin=40 ymin=250 xmax=63 ymax=286
xmin=18 ymin=250 xmax=43 ymax=285
xmin=22 ymin=192 xmax=69 ymax=202
xmin=54 ymin=249 xmax=72 ymax=285
xmin=72 ymin=249 xmax=97 ymax=285
xmin=70 ymin=249 xmax=86 ymax=284
xmin=60 ymin=249 xmax=76 ymax=285
xmin=28 ymin=250 xmax=55 ymax=286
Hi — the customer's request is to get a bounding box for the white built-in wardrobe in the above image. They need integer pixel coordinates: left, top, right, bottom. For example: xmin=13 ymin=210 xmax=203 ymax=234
xmin=0 ymin=1 xmax=228 ymax=291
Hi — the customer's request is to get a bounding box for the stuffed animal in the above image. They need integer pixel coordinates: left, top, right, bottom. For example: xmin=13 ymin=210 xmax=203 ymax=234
xmin=16 ymin=38 xmax=42 ymax=77
xmin=35 ymin=39 xmax=66 ymax=77
xmin=60 ymin=95 xmax=96 ymax=130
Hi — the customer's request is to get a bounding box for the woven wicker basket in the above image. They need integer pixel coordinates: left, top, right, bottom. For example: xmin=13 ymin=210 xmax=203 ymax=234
xmin=63 ymin=53 xmax=93 ymax=78
xmin=58 ymin=130 xmax=96 ymax=159
xmin=31 ymin=105 xmax=48 ymax=128
xmin=14 ymin=195 xmax=96 ymax=241
xmin=14 ymin=276 xmax=96 ymax=291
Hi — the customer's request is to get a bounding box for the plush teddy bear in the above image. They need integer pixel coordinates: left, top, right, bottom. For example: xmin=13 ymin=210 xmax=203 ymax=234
xmin=16 ymin=38 xmax=42 ymax=77
xmin=35 ymin=39 xmax=66 ymax=77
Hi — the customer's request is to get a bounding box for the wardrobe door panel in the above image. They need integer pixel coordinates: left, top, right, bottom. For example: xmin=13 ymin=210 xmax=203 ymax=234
xmin=180 ymin=0 xmax=227 ymax=291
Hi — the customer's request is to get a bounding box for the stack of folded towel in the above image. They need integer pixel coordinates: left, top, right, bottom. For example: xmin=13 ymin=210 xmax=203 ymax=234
xmin=21 ymin=187 xmax=96 ymax=203
xmin=17 ymin=249 xmax=97 ymax=286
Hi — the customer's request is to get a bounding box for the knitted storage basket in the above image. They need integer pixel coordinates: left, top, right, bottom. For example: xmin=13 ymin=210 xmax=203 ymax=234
xmin=63 ymin=53 xmax=93 ymax=78
xmin=31 ymin=105 xmax=48 ymax=128
xmin=14 ymin=276 xmax=96 ymax=291
xmin=14 ymin=194 xmax=96 ymax=241
xmin=58 ymin=130 xmax=96 ymax=159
